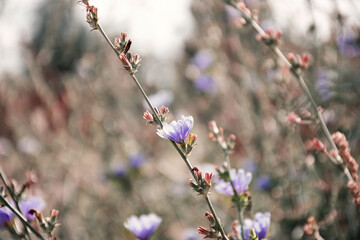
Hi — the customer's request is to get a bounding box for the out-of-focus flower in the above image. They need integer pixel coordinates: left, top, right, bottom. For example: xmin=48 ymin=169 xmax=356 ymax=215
xmin=215 ymin=169 xmax=252 ymax=197
xmin=191 ymin=50 xmax=214 ymax=71
xmin=255 ymin=175 xmax=271 ymax=191
xmin=337 ymin=29 xmax=360 ymax=57
xmin=129 ymin=154 xmax=145 ymax=169
xmin=182 ymin=228 xmax=201 ymax=240
xmin=194 ymin=74 xmax=217 ymax=93
xmin=157 ymin=115 xmax=194 ymax=143
xmin=124 ymin=213 xmax=162 ymax=240
xmin=17 ymin=136 xmax=40 ymax=156
xmin=225 ymin=5 xmax=241 ymax=20
xmin=242 ymin=212 xmax=271 ymax=240
xmin=316 ymin=70 xmax=336 ymax=101
xmin=19 ymin=197 xmax=45 ymax=221
xmin=144 ymin=90 xmax=174 ymax=109
xmin=0 ymin=207 xmax=14 ymax=228
xmin=110 ymin=165 xmax=128 ymax=179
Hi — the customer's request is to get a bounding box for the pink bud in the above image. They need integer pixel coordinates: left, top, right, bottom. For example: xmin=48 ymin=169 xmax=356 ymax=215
xmin=204 ymin=172 xmax=212 ymax=185
xmin=288 ymin=112 xmax=301 ymax=124
xmin=143 ymin=111 xmax=153 ymax=122
xmin=311 ymin=138 xmax=325 ymax=152
xmin=197 ymin=226 xmax=211 ymax=236
xmin=208 ymin=121 xmax=219 ymax=134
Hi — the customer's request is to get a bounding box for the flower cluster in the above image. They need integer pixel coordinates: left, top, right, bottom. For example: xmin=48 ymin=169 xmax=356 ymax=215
xmin=255 ymin=28 xmax=282 ymax=46
xmin=197 ymin=212 xmax=222 ymax=239
xmin=80 ymin=0 xmax=98 ymax=30
xmin=287 ymin=53 xmax=311 ymax=72
xmin=188 ymin=167 xmax=213 ymax=196
xmin=208 ymin=121 xmax=236 ymax=152
xmin=124 ymin=214 xmax=162 ymax=240
xmin=143 ymin=106 xmax=169 ymax=126
xmin=331 ymin=131 xmax=359 ymax=181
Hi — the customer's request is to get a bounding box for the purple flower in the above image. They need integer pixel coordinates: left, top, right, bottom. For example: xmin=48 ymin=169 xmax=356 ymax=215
xmin=113 ymin=166 xmax=128 ymax=178
xmin=191 ymin=50 xmax=214 ymax=71
xmin=215 ymin=169 xmax=252 ymax=197
xmin=144 ymin=90 xmax=174 ymax=109
xmin=19 ymin=197 xmax=45 ymax=221
xmin=124 ymin=213 xmax=162 ymax=240
xmin=316 ymin=70 xmax=336 ymax=101
xmin=129 ymin=154 xmax=145 ymax=169
xmin=0 ymin=207 xmax=14 ymax=228
xmin=157 ymin=115 xmax=194 ymax=143
xmin=194 ymin=75 xmax=217 ymax=93
xmin=337 ymin=30 xmax=360 ymax=57
xmin=242 ymin=212 xmax=271 ymax=240
xmin=255 ymin=175 xmax=271 ymax=191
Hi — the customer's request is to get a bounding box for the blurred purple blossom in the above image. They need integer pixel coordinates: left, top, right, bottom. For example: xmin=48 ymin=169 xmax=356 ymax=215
xmin=191 ymin=50 xmax=214 ymax=71
xmin=243 ymin=159 xmax=257 ymax=173
xmin=194 ymin=74 xmax=217 ymax=93
xmin=225 ymin=5 xmax=241 ymax=20
xmin=157 ymin=115 xmax=194 ymax=143
xmin=144 ymin=90 xmax=174 ymax=109
xmin=215 ymin=169 xmax=252 ymax=197
xmin=182 ymin=228 xmax=201 ymax=240
xmin=19 ymin=197 xmax=45 ymax=221
xmin=111 ymin=165 xmax=128 ymax=179
xmin=255 ymin=175 xmax=271 ymax=190
xmin=124 ymin=213 xmax=162 ymax=240
xmin=316 ymin=70 xmax=336 ymax=101
xmin=129 ymin=154 xmax=145 ymax=169
xmin=242 ymin=212 xmax=271 ymax=240
xmin=337 ymin=30 xmax=360 ymax=57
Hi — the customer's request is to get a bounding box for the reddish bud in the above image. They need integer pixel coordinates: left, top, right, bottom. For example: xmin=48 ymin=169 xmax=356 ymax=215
xmin=143 ymin=110 xmax=153 ymax=122
xmin=288 ymin=112 xmax=301 ymax=124
xmin=204 ymin=172 xmax=212 ymax=185
xmin=311 ymin=138 xmax=325 ymax=152
xmin=197 ymin=226 xmax=211 ymax=236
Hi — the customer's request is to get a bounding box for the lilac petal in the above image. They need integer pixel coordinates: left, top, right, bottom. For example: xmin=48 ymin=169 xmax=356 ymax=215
xmin=124 ymin=214 xmax=162 ymax=240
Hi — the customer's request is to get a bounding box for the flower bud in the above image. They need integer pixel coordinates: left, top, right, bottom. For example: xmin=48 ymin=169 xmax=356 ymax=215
xmin=208 ymin=121 xmax=219 ymax=135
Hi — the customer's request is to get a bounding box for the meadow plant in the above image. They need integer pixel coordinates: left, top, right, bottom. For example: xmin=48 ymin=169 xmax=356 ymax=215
xmin=78 ymin=0 xmax=360 ymax=239
xmin=1 ymin=0 xmax=360 ymax=239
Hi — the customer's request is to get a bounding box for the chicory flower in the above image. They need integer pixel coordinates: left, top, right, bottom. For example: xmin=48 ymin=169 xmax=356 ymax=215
xmin=157 ymin=115 xmax=194 ymax=143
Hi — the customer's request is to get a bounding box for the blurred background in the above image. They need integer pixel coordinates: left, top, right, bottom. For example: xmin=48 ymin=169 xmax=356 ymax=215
xmin=1 ymin=0 xmax=360 ymax=239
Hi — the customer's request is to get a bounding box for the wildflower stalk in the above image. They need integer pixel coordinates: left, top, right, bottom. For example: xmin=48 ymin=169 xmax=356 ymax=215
xmin=90 ymin=15 xmax=228 ymax=240
xmin=223 ymin=0 xmax=354 ymax=183
xmin=0 ymin=167 xmax=33 ymax=240
xmin=0 ymin=194 xmax=45 ymax=240
xmin=224 ymin=152 xmax=245 ymax=240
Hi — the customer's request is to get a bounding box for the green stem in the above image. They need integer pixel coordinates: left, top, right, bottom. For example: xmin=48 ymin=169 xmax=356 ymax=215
xmin=0 ymin=195 xmax=45 ymax=240
xmin=93 ymin=22 xmax=228 ymax=240
xmin=236 ymin=204 xmax=245 ymax=240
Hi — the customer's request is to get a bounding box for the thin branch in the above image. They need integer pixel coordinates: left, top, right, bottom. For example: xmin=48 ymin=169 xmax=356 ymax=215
xmin=224 ymin=0 xmax=354 ymax=182
xmin=93 ymin=21 xmax=229 ymax=240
